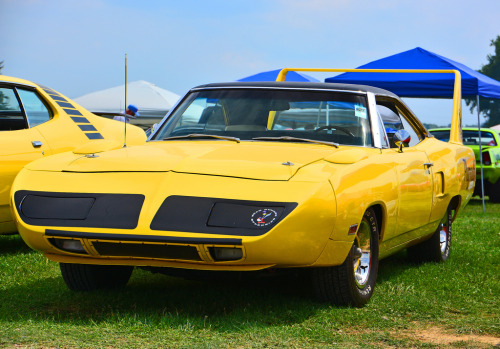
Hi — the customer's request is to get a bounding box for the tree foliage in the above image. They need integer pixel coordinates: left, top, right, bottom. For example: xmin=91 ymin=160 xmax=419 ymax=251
xmin=466 ymin=36 xmax=500 ymax=127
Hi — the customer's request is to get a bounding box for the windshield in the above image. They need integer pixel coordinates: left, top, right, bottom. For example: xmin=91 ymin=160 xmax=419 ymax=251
xmin=153 ymin=88 xmax=372 ymax=147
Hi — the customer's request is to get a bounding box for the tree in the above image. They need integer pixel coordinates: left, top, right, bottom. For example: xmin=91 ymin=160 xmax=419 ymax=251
xmin=466 ymin=36 xmax=500 ymax=127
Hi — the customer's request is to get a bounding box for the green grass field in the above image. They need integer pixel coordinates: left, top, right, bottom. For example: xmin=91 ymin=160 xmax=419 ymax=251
xmin=0 ymin=198 xmax=498 ymax=348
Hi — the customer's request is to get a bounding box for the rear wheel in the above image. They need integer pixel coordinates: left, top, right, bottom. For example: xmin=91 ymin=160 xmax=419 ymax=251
xmin=60 ymin=263 xmax=133 ymax=291
xmin=407 ymin=206 xmax=453 ymax=263
xmin=312 ymin=208 xmax=379 ymax=307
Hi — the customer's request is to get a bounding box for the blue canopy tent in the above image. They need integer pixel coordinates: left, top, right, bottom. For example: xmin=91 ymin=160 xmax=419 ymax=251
xmin=325 ymin=47 xmax=500 ymax=98
xmin=238 ymin=69 xmax=319 ymax=82
xmin=326 ymin=47 xmax=500 ymax=211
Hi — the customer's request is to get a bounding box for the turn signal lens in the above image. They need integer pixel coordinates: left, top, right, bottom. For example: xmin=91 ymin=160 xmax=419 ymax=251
xmin=209 ymin=247 xmax=243 ymax=261
xmin=348 ymin=224 xmax=359 ymax=235
xmin=50 ymin=238 xmax=87 ymax=254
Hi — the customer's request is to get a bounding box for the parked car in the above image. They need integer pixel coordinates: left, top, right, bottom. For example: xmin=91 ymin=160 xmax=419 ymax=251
xmin=11 ymin=79 xmax=475 ymax=307
xmin=429 ymin=127 xmax=500 ymax=202
xmin=0 ymin=75 xmax=147 ymax=234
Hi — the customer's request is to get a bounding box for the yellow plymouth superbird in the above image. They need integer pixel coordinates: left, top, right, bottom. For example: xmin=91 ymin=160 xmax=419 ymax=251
xmin=11 ymin=69 xmax=475 ymax=307
xmin=1 ymin=75 xmax=146 ymax=234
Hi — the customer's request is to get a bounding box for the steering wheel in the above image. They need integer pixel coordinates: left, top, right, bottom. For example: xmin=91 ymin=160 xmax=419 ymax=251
xmin=314 ymin=125 xmax=355 ymax=137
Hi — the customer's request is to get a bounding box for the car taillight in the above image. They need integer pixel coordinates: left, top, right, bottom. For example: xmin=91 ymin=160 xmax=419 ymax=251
xmin=482 ymin=152 xmax=492 ymax=166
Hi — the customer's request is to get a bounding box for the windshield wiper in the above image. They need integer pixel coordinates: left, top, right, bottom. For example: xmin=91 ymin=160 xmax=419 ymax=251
xmin=163 ymin=134 xmax=240 ymax=143
xmin=252 ymin=136 xmax=339 ymax=148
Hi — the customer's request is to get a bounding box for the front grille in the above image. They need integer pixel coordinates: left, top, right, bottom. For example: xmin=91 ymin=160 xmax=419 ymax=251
xmin=92 ymin=241 xmax=202 ymax=261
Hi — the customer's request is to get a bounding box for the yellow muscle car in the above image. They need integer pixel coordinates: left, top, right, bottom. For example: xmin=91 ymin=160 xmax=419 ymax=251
xmin=11 ymin=69 xmax=475 ymax=307
xmin=0 ymin=75 xmax=147 ymax=234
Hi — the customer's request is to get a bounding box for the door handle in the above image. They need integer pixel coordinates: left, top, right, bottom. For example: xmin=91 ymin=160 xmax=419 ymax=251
xmin=32 ymin=141 xmax=43 ymax=148
xmin=424 ymin=162 xmax=434 ymax=168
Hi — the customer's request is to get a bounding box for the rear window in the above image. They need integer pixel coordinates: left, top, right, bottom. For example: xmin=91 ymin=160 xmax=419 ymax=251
xmin=430 ymin=130 xmax=497 ymax=146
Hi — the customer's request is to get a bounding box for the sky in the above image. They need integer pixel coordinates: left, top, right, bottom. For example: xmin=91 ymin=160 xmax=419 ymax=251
xmin=1 ymin=0 xmax=499 ymax=126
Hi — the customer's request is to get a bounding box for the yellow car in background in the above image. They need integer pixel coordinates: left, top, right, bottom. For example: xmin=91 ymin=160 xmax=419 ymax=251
xmin=11 ymin=69 xmax=475 ymax=307
xmin=1 ymin=75 xmax=146 ymax=234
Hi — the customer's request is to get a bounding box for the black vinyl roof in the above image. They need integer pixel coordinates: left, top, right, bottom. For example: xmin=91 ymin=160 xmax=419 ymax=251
xmin=193 ymin=81 xmax=399 ymax=97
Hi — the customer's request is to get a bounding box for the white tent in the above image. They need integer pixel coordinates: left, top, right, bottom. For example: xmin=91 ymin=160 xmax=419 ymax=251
xmin=74 ymin=80 xmax=180 ymax=127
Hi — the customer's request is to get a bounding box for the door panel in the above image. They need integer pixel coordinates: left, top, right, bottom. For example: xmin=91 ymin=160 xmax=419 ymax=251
xmin=381 ymin=147 xmax=433 ymax=248
xmin=0 ymin=128 xmax=51 ymax=224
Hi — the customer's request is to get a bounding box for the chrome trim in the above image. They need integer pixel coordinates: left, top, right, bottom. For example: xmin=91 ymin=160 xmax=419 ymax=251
xmin=12 ymin=87 xmax=30 ymax=129
xmin=190 ymin=85 xmax=369 ymax=95
xmin=367 ymin=92 xmax=388 ymax=149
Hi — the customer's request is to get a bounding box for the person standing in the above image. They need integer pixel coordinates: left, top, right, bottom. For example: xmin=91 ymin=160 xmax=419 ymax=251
xmin=113 ymin=104 xmax=140 ymax=122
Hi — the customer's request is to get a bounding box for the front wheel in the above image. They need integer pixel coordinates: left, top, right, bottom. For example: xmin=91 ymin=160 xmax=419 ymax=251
xmin=60 ymin=263 xmax=133 ymax=291
xmin=312 ymin=208 xmax=379 ymax=307
xmin=407 ymin=205 xmax=453 ymax=263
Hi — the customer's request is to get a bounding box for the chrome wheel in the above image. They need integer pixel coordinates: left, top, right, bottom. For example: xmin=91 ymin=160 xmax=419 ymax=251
xmin=311 ymin=207 xmax=379 ymax=307
xmin=353 ymin=220 xmax=372 ymax=288
xmin=439 ymin=224 xmax=448 ymax=255
xmin=407 ymin=205 xmax=453 ymax=263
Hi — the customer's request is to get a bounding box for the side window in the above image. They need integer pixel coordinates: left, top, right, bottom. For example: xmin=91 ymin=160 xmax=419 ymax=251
xmin=377 ymin=99 xmax=423 ymax=147
xmin=0 ymin=86 xmax=52 ymax=131
xmin=398 ymin=110 xmax=422 ymax=147
xmin=0 ymin=87 xmax=26 ymax=131
xmin=17 ymin=89 xmax=52 ymax=127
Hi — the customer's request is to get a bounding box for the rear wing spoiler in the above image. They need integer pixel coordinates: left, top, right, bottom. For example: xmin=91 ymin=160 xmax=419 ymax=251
xmin=276 ymin=68 xmax=463 ymax=145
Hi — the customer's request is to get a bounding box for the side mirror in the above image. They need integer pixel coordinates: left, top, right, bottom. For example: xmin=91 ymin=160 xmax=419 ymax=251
xmin=394 ymin=129 xmax=411 ymax=152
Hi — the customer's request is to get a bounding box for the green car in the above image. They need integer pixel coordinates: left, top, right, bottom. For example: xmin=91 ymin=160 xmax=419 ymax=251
xmin=429 ymin=128 xmax=500 ymax=202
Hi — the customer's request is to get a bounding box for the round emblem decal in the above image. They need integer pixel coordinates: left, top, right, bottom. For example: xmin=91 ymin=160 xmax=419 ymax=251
xmin=251 ymin=208 xmax=278 ymax=227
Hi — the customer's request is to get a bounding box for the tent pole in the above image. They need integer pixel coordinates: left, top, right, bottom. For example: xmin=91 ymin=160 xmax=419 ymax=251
xmin=123 ymin=53 xmax=128 ymax=148
xmin=477 ymin=95 xmax=485 ymax=212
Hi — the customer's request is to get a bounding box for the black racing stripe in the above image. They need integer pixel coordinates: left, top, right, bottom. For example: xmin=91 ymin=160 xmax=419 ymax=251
xmin=78 ymin=124 xmax=97 ymax=132
xmin=85 ymin=132 xmax=104 ymax=140
xmin=70 ymin=116 xmax=90 ymax=123
xmin=151 ymin=196 xmax=298 ymax=236
xmin=56 ymin=101 xmax=75 ymax=109
xmin=63 ymin=108 xmax=82 ymax=116
xmin=49 ymin=95 xmax=68 ymax=102
xmin=42 ymin=88 xmax=60 ymax=96
xmin=15 ymin=191 xmax=145 ymax=229
xmin=45 ymin=229 xmax=243 ymax=245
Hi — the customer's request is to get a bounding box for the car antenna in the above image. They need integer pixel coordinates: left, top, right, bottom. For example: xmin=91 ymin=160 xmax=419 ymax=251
xmin=123 ymin=53 xmax=128 ymax=148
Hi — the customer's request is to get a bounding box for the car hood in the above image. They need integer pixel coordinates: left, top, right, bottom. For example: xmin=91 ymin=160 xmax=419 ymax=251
xmin=26 ymin=141 xmax=368 ymax=181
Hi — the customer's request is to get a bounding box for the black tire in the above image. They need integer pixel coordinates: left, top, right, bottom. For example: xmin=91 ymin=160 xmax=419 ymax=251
xmin=407 ymin=206 xmax=453 ymax=263
xmin=488 ymin=181 xmax=500 ymax=203
xmin=312 ymin=208 xmax=379 ymax=307
xmin=60 ymin=263 xmax=133 ymax=291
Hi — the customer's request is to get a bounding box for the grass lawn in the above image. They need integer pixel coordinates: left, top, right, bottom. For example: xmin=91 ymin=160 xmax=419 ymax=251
xmin=0 ymin=198 xmax=498 ymax=348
